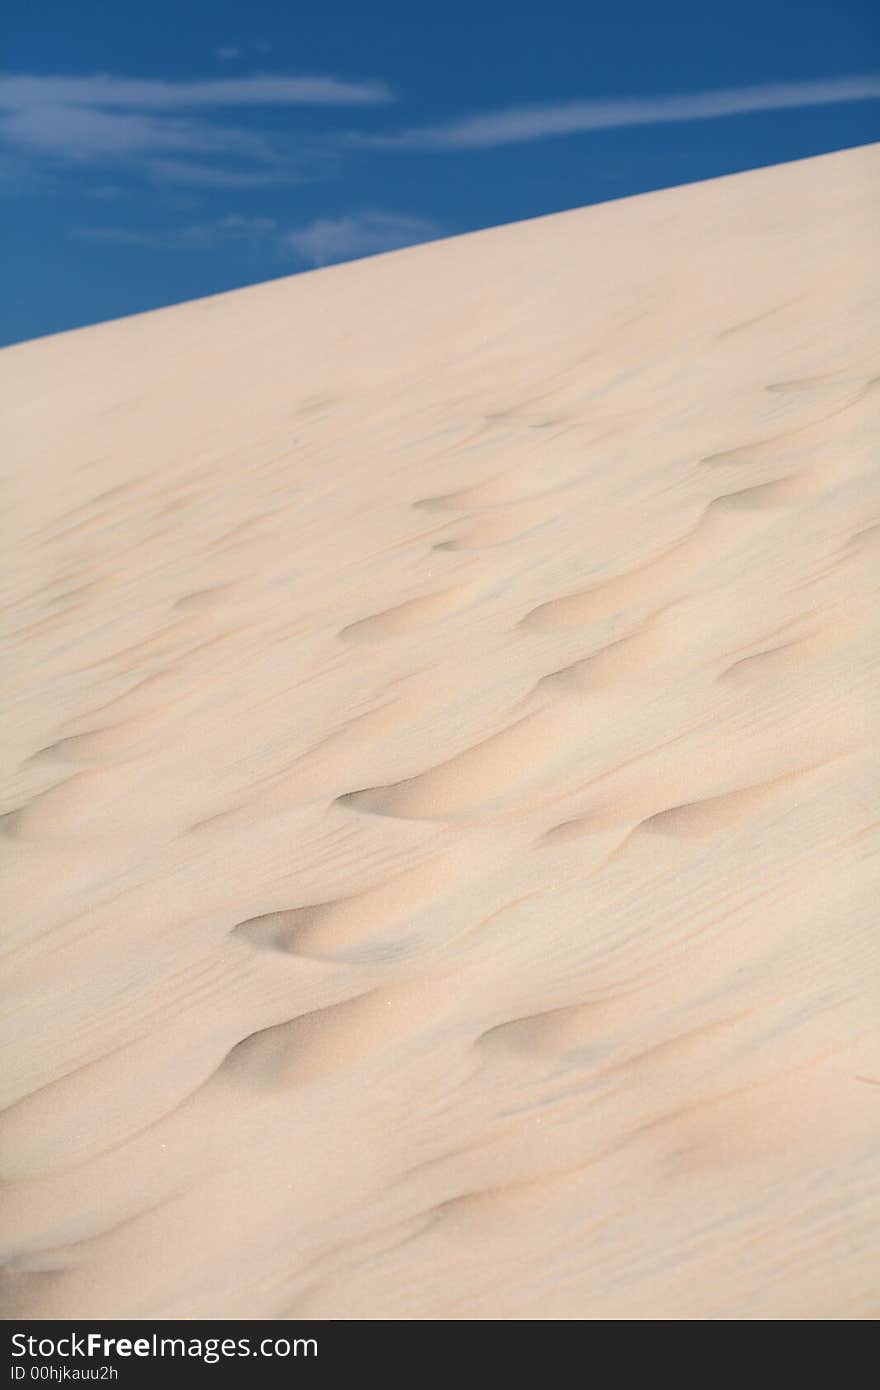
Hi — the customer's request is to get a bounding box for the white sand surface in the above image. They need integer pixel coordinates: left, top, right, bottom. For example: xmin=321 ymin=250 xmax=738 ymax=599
xmin=2 ymin=143 xmax=879 ymax=1320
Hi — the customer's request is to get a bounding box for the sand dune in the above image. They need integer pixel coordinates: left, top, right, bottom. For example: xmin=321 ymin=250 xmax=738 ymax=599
xmin=2 ymin=143 xmax=879 ymax=1320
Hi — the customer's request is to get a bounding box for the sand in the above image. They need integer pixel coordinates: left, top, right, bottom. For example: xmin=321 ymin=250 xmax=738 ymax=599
xmin=2 ymin=142 xmax=879 ymax=1321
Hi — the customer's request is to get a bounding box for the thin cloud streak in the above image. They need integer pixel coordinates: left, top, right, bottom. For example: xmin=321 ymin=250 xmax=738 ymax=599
xmin=146 ymin=158 xmax=301 ymax=188
xmin=0 ymin=73 xmax=395 ymax=110
xmin=4 ymin=106 xmax=275 ymax=160
xmin=76 ymin=213 xmax=279 ymax=249
xmin=360 ymin=75 xmax=880 ymax=150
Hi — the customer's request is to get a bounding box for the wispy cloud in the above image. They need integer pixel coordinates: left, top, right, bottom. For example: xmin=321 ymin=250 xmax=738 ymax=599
xmin=0 ymin=73 xmax=394 ymax=112
xmin=75 ymin=208 xmax=441 ymax=266
xmin=145 ymin=158 xmax=298 ymax=188
xmin=76 ymin=213 xmax=279 ymax=250
xmin=0 ymin=70 xmax=394 ymax=185
xmin=4 ymin=105 xmax=274 ymax=161
xmin=359 ymin=75 xmax=880 ymax=151
xmin=280 ymin=211 xmax=441 ymax=266
xmin=215 ymin=48 xmax=241 ymax=62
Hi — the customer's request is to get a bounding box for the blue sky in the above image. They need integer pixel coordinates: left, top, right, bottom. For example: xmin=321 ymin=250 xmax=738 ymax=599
xmin=2 ymin=0 xmax=879 ymax=346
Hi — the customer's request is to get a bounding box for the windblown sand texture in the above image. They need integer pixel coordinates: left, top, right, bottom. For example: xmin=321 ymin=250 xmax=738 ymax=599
xmin=2 ymin=143 xmax=879 ymax=1320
